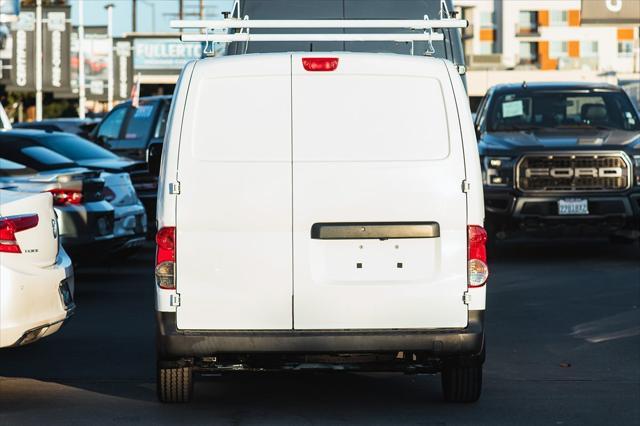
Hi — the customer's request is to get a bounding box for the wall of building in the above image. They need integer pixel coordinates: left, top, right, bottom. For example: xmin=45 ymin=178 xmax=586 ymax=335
xmin=457 ymin=0 xmax=639 ymax=74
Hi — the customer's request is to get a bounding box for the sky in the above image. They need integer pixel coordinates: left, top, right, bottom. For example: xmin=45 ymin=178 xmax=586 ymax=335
xmin=68 ymin=0 xmax=234 ymax=36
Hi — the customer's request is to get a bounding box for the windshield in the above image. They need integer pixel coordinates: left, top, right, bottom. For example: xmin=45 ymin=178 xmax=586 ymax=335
xmin=37 ymin=133 xmax=119 ymax=161
xmin=487 ymin=90 xmax=640 ymax=132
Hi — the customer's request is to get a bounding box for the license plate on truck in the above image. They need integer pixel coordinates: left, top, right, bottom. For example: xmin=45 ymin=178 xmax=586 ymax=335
xmin=558 ymin=199 xmax=589 ymax=215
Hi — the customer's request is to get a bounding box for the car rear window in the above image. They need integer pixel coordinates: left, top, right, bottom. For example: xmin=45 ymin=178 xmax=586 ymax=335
xmin=0 ymin=158 xmax=37 ymax=177
xmin=0 ymin=138 xmax=77 ymax=171
xmin=36 ymin=133 xmax=119 ymax=161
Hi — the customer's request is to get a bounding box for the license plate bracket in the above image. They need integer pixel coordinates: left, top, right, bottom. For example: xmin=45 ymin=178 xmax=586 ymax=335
xmin=558 ymin=198 xmax=589 ymax=216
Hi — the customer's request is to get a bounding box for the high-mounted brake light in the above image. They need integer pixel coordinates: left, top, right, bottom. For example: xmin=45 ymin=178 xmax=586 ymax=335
xmin=48 ymin=189 xmax=83 ymax=206
xmin=468 ymin=225 xmax=488 ymax=288
xmin=302 ymin=57 xmax=339 ymax=71
xmin=0 ymin=214 xmax=39 ymax=254
xmin=156 ymin=227 xmax=176 ymax=289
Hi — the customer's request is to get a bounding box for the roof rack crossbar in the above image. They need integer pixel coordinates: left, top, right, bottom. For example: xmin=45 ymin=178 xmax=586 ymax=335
xmin=181 ymin=33 xmax=445 ymax=43
xmin=170 ymin=18 xmax=468 ymax=31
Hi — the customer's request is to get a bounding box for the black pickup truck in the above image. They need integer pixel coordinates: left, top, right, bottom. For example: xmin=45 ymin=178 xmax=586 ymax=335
xmin=90 ymin=95 xmax=171 ymax=224
xmin=475 ymin=82 xmax=640 ymax=242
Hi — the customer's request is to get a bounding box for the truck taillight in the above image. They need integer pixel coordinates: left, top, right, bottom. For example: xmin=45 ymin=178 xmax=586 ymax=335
xmin=48 ymin=189 xmax=83 ymax=206
xmin=156 ymin=227 xmax=176 ymax=289
xmin=0 ymin=214 xmax=39 ymax=254
xmin=468 ymin=225 xmax=488 ymax=288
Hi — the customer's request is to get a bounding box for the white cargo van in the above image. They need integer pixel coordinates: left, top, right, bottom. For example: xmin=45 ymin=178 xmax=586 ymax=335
xmin=156 ymin=17 xmax=487 ymax=403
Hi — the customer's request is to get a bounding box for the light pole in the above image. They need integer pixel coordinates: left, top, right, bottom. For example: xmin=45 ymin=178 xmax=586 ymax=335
xmin=78 ymin=0 xmax=86 ymax=118
xmin=35 ymin=0 xmax=43 ymax=120
xmin=105 ymin=3 xmax=114 ymax=111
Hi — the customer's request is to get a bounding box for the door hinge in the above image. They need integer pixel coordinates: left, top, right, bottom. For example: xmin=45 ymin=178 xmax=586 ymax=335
xmin=463 ymin=292 xmax=471 ymax=305
xmin=170 ymin=293 xmax=181 ymax=307
xmin=169 ymin=182 xmax=181 ymax=195
xmin=462 ymin=179 xmax=471 ymax=193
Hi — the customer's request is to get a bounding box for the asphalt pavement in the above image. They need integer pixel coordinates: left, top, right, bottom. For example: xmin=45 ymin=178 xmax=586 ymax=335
xmin=1 ymin=240 xmax=639 ymax=425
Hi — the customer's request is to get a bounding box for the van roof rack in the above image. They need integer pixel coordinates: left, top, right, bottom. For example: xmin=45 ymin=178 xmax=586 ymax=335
xmin=170 ymin=16 xmax=468 ymax=56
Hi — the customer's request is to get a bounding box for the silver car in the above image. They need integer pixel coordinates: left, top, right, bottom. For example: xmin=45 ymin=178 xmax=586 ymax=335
xmin=0 ymin=156 xmax=115 ymax=259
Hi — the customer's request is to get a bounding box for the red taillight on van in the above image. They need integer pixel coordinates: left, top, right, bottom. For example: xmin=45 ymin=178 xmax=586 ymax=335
xmin=155 ymin=227 xmax=176 ymax=289
xmin=48 ymin=189 xmax=83 ymax=206
xmin=302 ymin=57 xmax=339 ymax=71
xmin=0 ymin=214 xmax=39 ymax=254
xmin=468 ymin=225 xmax=488 ymax=288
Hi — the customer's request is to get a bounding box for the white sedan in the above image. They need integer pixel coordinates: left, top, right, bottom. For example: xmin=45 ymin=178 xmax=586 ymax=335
xmin=0 ymin=189 xmax=75 ymax=348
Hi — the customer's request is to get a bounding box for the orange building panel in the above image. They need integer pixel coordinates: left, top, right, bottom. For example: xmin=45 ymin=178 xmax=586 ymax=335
xmin=538 ymin=10 xmax=549 ymax=27
xmin=617 ymin=28 xmax=634 ymax=40
xmin=479 ymin=28 xmax=495 ymax=41
xmin=568 ymin=10 xmax=580 ymax=26
xmin=568 ymin=41 xmax=580 ymax=57
xmin=537 ymin=41 xmax=557 ymax=71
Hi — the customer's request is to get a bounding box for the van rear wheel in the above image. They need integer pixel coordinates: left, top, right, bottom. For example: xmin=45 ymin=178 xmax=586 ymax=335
xmin=441 ymin=362 xmax=482 ymax=403
xmin=157 ymin=363 xmax=193 ymax=403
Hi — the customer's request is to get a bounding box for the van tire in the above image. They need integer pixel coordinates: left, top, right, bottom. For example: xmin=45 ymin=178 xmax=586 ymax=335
xmin=157 ymin=364 xmax=193 ymax=403
xmin=441 ymin=363 xmax=482 ymax=403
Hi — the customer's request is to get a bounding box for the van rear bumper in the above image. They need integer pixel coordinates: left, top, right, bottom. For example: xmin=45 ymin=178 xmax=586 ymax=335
xmin=156 ymin=311 xmax=484 ymax=358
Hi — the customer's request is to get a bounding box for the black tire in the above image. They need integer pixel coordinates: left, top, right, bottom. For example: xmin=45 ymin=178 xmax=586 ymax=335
xmin=157 ymin=364 xmax=193 ymax=403
xmin=441 ymin=363 xmax=483 ymax=403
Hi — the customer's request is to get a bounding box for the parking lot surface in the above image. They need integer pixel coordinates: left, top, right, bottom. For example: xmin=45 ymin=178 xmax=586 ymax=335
xmin=1 ymin=240 xmax=639 ymax=425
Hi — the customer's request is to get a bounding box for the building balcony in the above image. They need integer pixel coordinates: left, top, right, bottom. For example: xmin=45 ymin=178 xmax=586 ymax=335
xmin=466 ymin=54 xmax=505 ymax=71
xmin=515 ymin=24 xmax=540 ymax=37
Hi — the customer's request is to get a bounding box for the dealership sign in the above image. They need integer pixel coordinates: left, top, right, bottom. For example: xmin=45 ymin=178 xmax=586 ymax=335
xmin=43 ymin=8 xmax=71 ymax=91
xmin=581 ymin=0 xmax=640 ymax=25
xmin=133 ymin=38 xmax=201 ymax=70
xmin=8 ymin=6 xmax=71 ymax=92
xmin=114 ymin=39 xmax=133 ymax=100
xmin=9 ymin=10 xmax=35 ymax=90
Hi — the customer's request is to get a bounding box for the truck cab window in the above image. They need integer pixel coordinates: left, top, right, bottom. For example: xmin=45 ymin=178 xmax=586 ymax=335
xmin=98 ymin=106 xmax=127 ymax=140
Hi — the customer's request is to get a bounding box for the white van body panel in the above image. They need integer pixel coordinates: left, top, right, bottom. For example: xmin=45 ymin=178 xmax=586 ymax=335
xmin=445 ymin=62 xmax=486 ymax=311
xmin=291 ymin=54 xmax=467 ymax=329
xmin=175 ymin=55 xmax=293 ymax=330
xmin=156 ymin=61 xmax=195 ymax=312
xmin=157 ymin=53 xmax=485 ymax=329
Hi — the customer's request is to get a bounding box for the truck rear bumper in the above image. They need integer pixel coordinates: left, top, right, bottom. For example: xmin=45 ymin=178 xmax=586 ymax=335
xmin=156 ymin=310 xmax=484 ymax=358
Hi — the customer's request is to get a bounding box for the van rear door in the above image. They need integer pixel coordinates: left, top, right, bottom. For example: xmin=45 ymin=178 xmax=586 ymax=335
xmin=291 ymin=53 xmax=468 ymax=330
xmin=175 ymin=55 xmax=293 ymax=330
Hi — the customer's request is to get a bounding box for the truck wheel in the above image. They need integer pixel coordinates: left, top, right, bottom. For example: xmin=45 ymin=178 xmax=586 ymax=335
xmin=157 ymin=363 xmax=193 ymax=403
xmin=441 ymin=362 xmax=482 ymax=403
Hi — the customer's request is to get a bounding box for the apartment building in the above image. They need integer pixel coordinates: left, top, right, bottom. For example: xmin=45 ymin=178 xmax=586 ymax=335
xmin=456 ymin=0 xmax=639 ymax=99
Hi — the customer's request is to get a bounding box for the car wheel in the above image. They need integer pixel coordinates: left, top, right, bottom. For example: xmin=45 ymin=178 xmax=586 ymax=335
xmin=441 ymin=362 xmax=482 ymax=403
xmin=157 ymin=362 xmax=193 ymax=403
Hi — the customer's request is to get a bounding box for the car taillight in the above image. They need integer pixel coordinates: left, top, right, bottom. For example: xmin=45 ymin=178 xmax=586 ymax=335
xmin=302 ymin=57 xmax=339 ymax=71
xmin=48 ymin=189 xmax=83 ymax=206
xmin=468 ymin=225 xmax=488 ymax=288
xmin=156 ymin=227 xmax=176 ymax=289
xmin=0 ymin=214 xmax=39 ymax=254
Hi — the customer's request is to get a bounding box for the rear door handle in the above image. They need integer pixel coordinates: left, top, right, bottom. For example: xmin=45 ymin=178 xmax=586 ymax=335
xmin=311 ymin=222 xmax=440 ymax=240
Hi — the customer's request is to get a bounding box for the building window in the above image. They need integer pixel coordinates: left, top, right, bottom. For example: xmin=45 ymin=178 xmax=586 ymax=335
xmin=480 ymin=41 xmax=495 ymax=54
xmin=618 ymin=41 xmax=634 ymax=57
xmin=479 ymin=11 xmax=494 ymax=29
xmin=549 ymin=10 xmax=568 ymax=26
xmin=549 ymin=41 xmax=568 ymax=58
xmin=518 ymin=11 xmax=538 ymax=34
xmin=580 ymin=41 xmax=598 ymax=57
xmin=519 ymin=42 xmax=538 ymax=64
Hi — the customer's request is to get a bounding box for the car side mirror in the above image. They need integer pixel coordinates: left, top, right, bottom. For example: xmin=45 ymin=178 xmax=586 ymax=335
xmin=475 ymin=125 xmax=482 ymax=141
xmin=147 ymin=143 xmax=163 ymax=177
